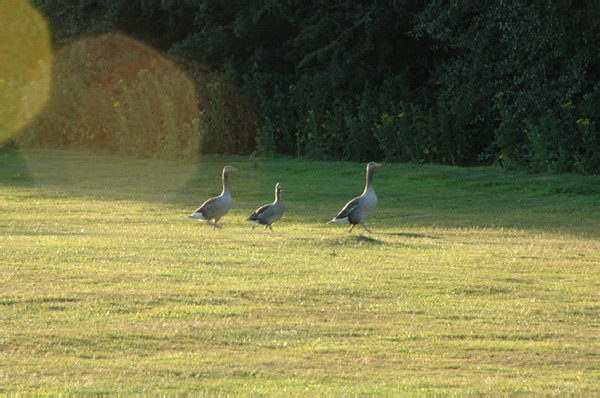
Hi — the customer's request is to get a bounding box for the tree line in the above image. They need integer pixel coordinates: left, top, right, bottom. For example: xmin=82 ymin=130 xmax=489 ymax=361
xmin=32 ymin=2 xmax=600 ymax=173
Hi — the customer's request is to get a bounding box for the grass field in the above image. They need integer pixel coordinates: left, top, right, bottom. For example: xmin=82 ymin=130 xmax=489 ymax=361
xmin=2 ymin=146 xmax=599 ymax=393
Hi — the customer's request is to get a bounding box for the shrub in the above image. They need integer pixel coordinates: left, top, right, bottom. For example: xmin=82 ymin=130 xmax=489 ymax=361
xmin=195 ymin=77 xmax=259 ymax=156
xmin=494 ymin=86 xmax=600 ymax=174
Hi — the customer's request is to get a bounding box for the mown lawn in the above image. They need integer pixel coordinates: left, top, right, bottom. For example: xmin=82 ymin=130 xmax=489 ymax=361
xmin=2 ymin=147 xmax=599 ymax=393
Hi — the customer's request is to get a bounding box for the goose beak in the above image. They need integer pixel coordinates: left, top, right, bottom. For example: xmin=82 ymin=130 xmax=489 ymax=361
xmin=232 ymin=167 xmax=239 ymax=172
xmin=375 ymin=163 xmax=382 ymax=168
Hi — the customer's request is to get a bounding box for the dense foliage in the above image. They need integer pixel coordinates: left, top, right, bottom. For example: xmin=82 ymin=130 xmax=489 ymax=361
xmin=30 ymin=2 xmax=600 ymax=173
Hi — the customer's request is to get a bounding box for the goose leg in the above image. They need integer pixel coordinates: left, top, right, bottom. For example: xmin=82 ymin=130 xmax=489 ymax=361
xmin=268 ymin=224 xmax=273 ymax=231
xmin=347 ymin=224 xmax=355 ymax=233
xmin=359 ymin=221 xmax=372 ymax=233
xmin=213 ymin=217 xmax=223 ymax=230
xmin=207 ymin=221 xmax=222 ymax=229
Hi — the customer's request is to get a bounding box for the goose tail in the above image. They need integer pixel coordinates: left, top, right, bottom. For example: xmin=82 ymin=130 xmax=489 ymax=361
xmin=188 ymin=212 xmax=206 ymax=220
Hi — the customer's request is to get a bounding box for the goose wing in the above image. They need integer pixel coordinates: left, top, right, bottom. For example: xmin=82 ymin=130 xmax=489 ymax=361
xmin=247 ymin=203 xmax=273 ymax=222
xmin=332 ymin=196 xmax=361 ymax=221
xmin=195 ymin=196 xmax=223 ymax=219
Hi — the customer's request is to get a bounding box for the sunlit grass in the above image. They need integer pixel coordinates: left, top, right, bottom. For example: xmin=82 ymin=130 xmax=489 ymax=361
xmin=2 ymin=147 xmax=599 ymax=393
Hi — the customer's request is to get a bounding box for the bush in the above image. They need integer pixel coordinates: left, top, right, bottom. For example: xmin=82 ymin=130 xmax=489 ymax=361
xmin=413 ymin=4 xmax=600 ymax=170
xmin=494 ymin=86 xmax=600 ymax=174
xmin=195 ymin=77 xmax=259 ymax=156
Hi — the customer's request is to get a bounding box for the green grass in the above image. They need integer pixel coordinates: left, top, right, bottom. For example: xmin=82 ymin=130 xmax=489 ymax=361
xmin=2 ymin=147 xmax=599 ymax=394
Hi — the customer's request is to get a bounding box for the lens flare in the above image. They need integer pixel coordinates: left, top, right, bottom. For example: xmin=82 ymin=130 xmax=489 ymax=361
xmin=18 ymin=33 xmax=200 ymax=159
xmin=0 ymin=0 xmax=52 ymax=143
xmin=18 ymin=33 xmax=203 ymax=196
xmin=16 ymin=31 xmax=260 ymax=200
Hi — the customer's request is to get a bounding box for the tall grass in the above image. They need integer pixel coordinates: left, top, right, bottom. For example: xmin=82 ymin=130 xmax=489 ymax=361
xmin=2 ymin=147 xmax=599 ymax=393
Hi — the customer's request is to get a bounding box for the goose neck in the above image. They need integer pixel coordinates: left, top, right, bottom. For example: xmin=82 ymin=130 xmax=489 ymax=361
xmin=364 ymin=167 xmax=374 ymax=194
xmin=222 ymin=171 xmax=230 ymax=195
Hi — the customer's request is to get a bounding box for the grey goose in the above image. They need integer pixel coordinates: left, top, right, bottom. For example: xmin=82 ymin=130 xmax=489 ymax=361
xmin=246 ymin=182 xmax=285 ymax=231
xmin=188 ymin=165 xmax=238 ymax=229
xmin=328 ymin=162 xmax=381 ymax=233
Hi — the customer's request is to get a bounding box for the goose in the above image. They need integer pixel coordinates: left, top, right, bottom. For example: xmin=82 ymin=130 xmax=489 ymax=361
xmin=188 ymin=165 xmax=238 ymax=229
xmin=328 ymin=161 xmax=381 ymax=233
xmin=246 ymin=182 xmax=285 ymax=231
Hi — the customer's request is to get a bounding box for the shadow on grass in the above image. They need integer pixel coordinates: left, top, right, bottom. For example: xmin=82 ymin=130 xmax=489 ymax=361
xmin=0 ymin=142 xmax=34 ymax=185
xmin=354 ymin=235 xmax=385 ymax=245
xmin=382 ymin=232 xmax=439 ymax=239
xmin=322 ymin=234 xmax=392 ymax=247
xmin=330 ymin=234 xmax=427 ymax=247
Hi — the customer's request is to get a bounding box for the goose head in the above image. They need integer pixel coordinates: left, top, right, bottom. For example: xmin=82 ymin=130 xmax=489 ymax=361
xmin=367 ymin=162 xmax=382 ymax=172
xmin=223 ymin=165 xmax=238 ymax=175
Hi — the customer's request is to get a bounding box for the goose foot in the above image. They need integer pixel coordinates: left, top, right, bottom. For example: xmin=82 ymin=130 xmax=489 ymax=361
xmin=347 ymin=224 xmax=355 ymax=233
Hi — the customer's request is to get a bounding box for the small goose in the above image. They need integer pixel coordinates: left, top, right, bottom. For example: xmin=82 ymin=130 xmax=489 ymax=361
xmin=246 ymin=182 xmax=285 ymax=231
xmin=188 ymin=165 xmax=238 ymax=229
xmin=328 ymin=162 xmax=381 ymax=233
